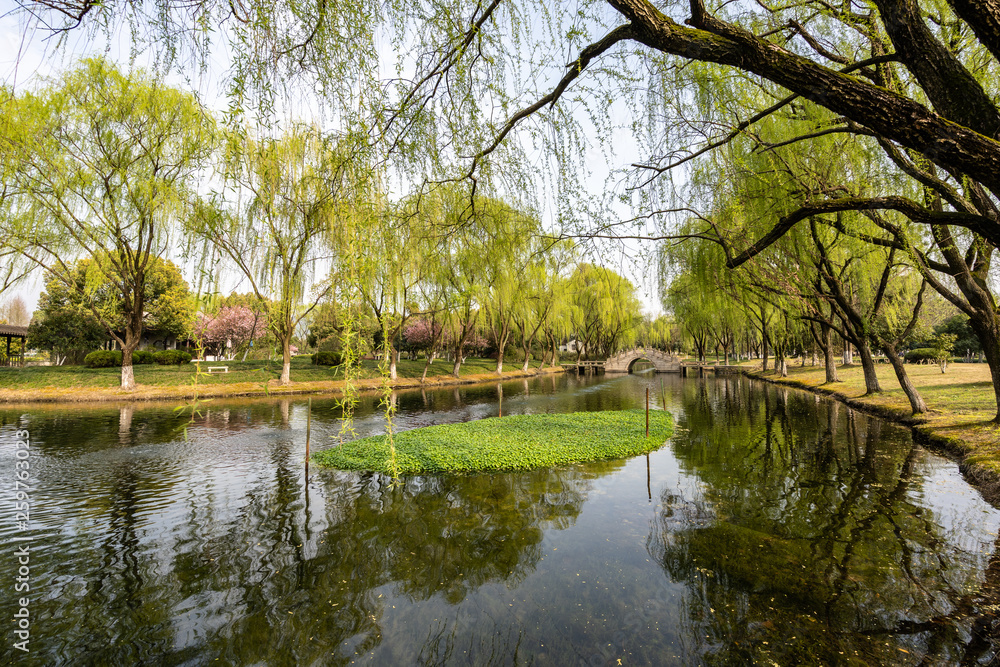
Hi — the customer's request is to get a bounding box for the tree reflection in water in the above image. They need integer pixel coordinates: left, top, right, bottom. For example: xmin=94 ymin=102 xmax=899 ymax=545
xmin=1 ymin=373 xmax=998 ymax=665
xmin=650 ymin=376 xmax=1000 ymax=665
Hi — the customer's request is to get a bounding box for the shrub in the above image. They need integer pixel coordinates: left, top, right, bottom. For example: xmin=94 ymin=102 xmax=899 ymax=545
xmin=905 ymin=348 xmax=937 ymax=363
xmin=132 ymin=349 xmax=156 ymax=365
xmin=154 ymin=349 xmax=192 ymax=365
xmin=84 ymin=350 xmax=123 ymax=368
xmin=312 ymin=350 xmax=344 ymax=366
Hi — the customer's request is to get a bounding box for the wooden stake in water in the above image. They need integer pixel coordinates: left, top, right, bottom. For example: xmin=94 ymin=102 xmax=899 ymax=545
xmin=646 ymin=452 xmax=652 ymax=501
xmin=305 ymin=398 xmax=312 ymax=524
xmin=305 ymin=397 xmax=312 ymax=471
xmin=645 ymin=388 xmax=649 ymax=437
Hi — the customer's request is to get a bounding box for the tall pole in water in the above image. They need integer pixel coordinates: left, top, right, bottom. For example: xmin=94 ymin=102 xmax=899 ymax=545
xmin=305 ymin=397 xmax=312 ymax=473
xmin=645 ymin=388 xmax=649 ymax=437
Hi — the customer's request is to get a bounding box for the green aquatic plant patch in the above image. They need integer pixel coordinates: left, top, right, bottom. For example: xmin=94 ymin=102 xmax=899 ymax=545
xmin=314 ymin=409 xmax=673 ymax=475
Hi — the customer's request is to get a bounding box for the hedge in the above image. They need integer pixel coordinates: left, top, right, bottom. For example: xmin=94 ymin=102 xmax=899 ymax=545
xmin=84 ymin=350 xmax=123 ymax=368
xmin=905 ymin=348 xmax=939 ymax=363
xmin=154 ymin=349 xmax=193 ymax=365
xmin=133 ymin=349 xmax=156 ymax=365
xmin=312 ymin=351 xmax=344 ymax=366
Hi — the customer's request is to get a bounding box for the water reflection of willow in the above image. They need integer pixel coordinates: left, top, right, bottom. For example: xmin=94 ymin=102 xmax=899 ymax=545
xmin=649 ymin=378 xmax=999 ymax=665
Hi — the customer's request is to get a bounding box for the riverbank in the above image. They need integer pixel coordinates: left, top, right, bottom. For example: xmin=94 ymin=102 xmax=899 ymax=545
xmin=0 ymin=357 xmax=569 ymax=404
xmin=740 ymin=361 xmax=1000 ymax=505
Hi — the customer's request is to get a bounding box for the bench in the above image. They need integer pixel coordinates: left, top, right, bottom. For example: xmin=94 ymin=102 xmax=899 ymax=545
xmin=207 ymin=366 xmax=229 ymax=374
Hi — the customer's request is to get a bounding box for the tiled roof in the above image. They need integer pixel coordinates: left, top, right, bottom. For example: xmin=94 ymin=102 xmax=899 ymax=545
xmin=0 ymin=324 xmax=28 ymax=336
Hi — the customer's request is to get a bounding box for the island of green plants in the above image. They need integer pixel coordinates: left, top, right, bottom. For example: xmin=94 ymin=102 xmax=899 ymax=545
xmin=313 ymin=409 xmax=673 ymax=475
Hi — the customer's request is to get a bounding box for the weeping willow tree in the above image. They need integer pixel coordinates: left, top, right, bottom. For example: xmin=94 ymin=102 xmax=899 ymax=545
xmin=511 ymin=237 xmax=575 ymax=372
xmin=476 ymin=199 xmax=541 ymax=374
xmin=356 ymin=195 xmax=437 ymax=381
xmin=16 ymin=0 xmax=1000 ymax=429
xmin=566 ymin=263 xmax=642 ymax=360
xmin=653 ymin=68 xmax=947 ymax=410
xmin=191 ymin=124 xmax=369 ymax=385
xmin=1 ymin=57 xmax=214 ymax=390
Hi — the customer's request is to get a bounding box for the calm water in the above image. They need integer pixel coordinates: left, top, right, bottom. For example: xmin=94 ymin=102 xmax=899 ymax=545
xmin=1 ymin=372 xmax=999 ymax=665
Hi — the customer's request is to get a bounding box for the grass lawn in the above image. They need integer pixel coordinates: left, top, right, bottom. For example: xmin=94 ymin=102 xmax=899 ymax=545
xmin=0 ymin=356 xmax=503 ymax=388
xmin=741 ymin=359 xmax=1000 ymax=488
xmin=314 ymin=409 xmax=673 ymax=475
xmin=0 ymin=355 xmax=548 ymax=402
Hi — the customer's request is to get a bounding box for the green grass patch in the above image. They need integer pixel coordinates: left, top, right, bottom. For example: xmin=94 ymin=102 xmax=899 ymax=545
xmin=0 ymin=356 xmax=507 ymax=390
xmin=314 ymin=409 xmax=673 ymax=475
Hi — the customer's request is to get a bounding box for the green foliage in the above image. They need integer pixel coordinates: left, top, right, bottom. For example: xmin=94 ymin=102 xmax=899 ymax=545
xmin=311 ymin=350 xmax=344 ymax=366
xmin=568 ymin=263 xmax=643 ymax=359
xmin=27 ymin=306 xmax=106 ymax=365
xmin=190 ymin=124 xmax=367 ymax=384
xmin=84 ymin=350 xmax=122 ymax=368
xmin=85 ymin=348 xmax=157 ymax=367
xmin=932 ymin=333 xmax=958 ymax=373
xmin=933 ymin=315 xmax=981 ymax=355
xmin=4 ymin=58 xmax=211 ymax=389
xmin=133 ymin=350 xmax=156 ymax=365
xmin=905 ymin=348 xmax=938 ymax=363
xmin=314 ymin=409 xmax=673 ymax=475
xmin=154 ymin=350 xmax=193 ymax=365
xmin=29 ymin=257 xmax=196 ymax=347
xmin=0 ymin=338 xmax=25 ymax=364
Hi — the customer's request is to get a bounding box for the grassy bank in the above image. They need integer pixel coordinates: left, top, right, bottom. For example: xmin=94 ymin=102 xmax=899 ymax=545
xmin=0 ymin=356 xmax=565 ymax=403
xmin=741 ymin=360 xmax=1000 ymax=502
xmin=314 ymin=409 xmax=673 ymax=475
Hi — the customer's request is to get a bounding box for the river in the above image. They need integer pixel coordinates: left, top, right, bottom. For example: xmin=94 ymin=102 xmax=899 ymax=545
xmin=1 ymin=372 xmax=998 ymax=665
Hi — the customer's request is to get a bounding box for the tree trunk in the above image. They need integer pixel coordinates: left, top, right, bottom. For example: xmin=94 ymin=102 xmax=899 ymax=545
xmin=120 ymin=327 xmax=140 ymax=391
xmin=857 ymin=340 xmax=882 ymax=394
xmin=843 ymin=341 xmax=854 ymax=365
xmin=822 ymin=324 xmax=839 ymax=383
xmin=884 ymin=345 xmax=927 ymax=414
xmin=452 ymin=342 xmax=464 ymax=378
xmin=761 ymin=331 xmax=770 ymax=372
xmin=966 ymin=316 xmax=1000 ymax=423
xmin=121 ymin=355 xmax=135 ymax=390
xmin=280 ymin=336 xmax=292 ymax=385
xmin=421 ymin=348 xmax=437 ymax=383
xmin=389 ymin=346 xmax=398 ymax=381
xmin=774 ymin=344 xmax=787 ymax=377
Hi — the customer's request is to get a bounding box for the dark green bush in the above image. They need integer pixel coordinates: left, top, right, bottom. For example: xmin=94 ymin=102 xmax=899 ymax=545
xmin=905 ymin=348 xmax=938 ymax=363
xmin=154 ymin=349 xmax=193 ymax=365
xmin=312 ymin=350 xmax=344 ymax=366
xmin=84 ymin=350 xmax=122 ymax=368
xmin=132 ymin=349 xmax=156 ymax=365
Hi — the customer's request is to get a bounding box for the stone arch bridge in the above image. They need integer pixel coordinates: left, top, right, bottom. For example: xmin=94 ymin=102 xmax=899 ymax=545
xmin=604 ymin=347 xmax=681 ymax=373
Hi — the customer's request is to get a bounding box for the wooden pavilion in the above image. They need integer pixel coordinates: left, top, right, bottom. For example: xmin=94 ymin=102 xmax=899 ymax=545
xmin=0 ymin=324 xmax=27 ymax=367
